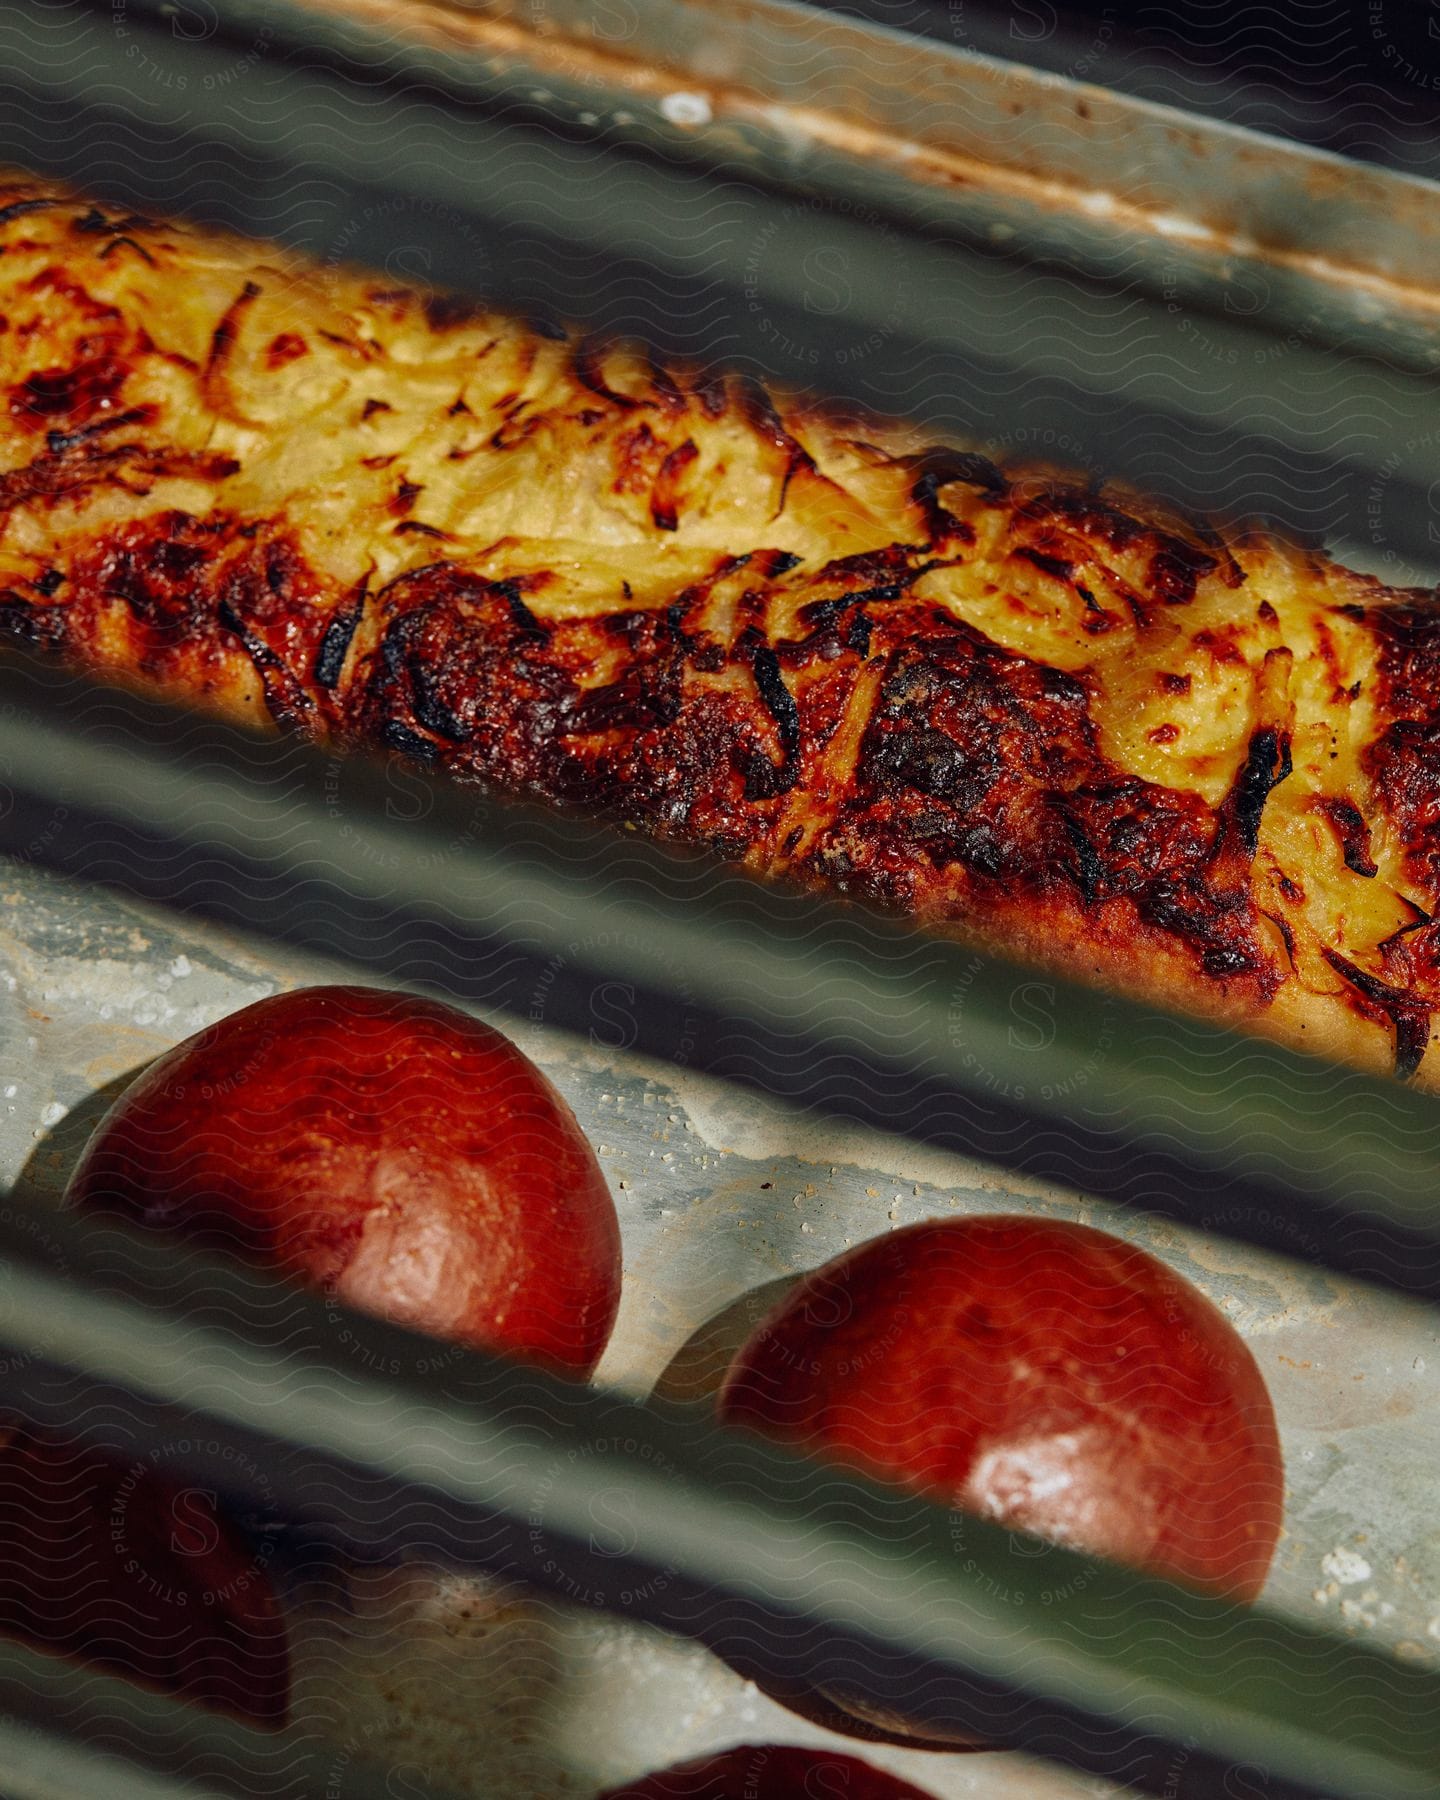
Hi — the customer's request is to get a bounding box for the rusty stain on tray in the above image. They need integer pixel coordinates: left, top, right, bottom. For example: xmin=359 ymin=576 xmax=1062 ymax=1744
xmin=306 ymin=0 xmax=1440 ymax=329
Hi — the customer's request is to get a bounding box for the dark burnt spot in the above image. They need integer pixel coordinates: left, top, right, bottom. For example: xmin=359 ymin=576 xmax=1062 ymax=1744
xmin=1223 ymin=726 xmax=1292 ymax=860
xmin=1054 ymin=809 xmax=1104 ymax=902
xmin=650 ymin=438 xmax=698 ymax=532
xmin=1149 ymin=723 xmax=1179 ymax=745
xmin=1149 ymin=541 xmax=1217 ymax=607
xmin=745 ymin=645 xmax=801 ymax=799
xmin=1262 ymin=909 xmax=1296 ymax=966
xmin=424 ymin=291 xmax=484 ymax=331
xmin=1014 ymin=545 xmax=1074 ymax=582
xmin=1322 ymin=948 xmax=1430 ymax=1079
xmin=603 ymin=609 xmax=648 ymax=643
xmin=742 ymin=750 xmax=795 ymax=801
xmin=390 ymin=479 xmax=423 ymax=517
xmin=1363 ymin=603 xmax=1440 ymax=900
xmin=314 ymin=589 xmax=365 ymax=690
xmin=798 ymin=587 xmax=894 ymax=632
xmin=821 ymin=544 xmax=925 ymax=585
xmin=845 ymin=611 xmax=872 ymax=657
xmin=72 ymin=206 xmax=154 ymax=236
xmin=907 ymin=447 xmax=1004 ymax=542
xmin=205 ymin=281 xmax=260 ymax=383
xmin=594 ymin=605 xmax=681 ymax=657
xmin=215 ymin=595 xmax=256 ymax=642
xmin=349 ymin=566 xmax=781 ymax=847
xmin=752 ymin=646 xmax=800 ymax=754
xmin=34 ymin=568 xmax=64 ymax=597
xmin=1193 ymin=627 xmax=1245 ymax=666
xmin=769 ymin=551 xmax=804 ymax=577
xmin=694 ymin=371 xmax=727 ymax=417
xmin=45 ymin=404 xmax=158 ymax=455
xmin=647 ymin=353 xmax=684 ymax=410
xmin=845 ymin=580 xmax=906 ymax=611
xmin=263 ymin=544 xmax=292 ymax=597
xmin=380 ymin=719 xmax=440 ymax=763
xmin=1143 ymin=881 xmax=1261 ymax=980
xmin=0 ymin=198 xmax=57 ymax=228
xmin=408 ymin=655 xmax=475 ymax=742
xmin=1014 ymin=484 xmax=1147 ymax=555
xmin=565 ymin=666 xmax=682 ymax=735
xmin=1380 ymin=900 xmax=1434 ymax=954
xmin=0 ymin=589 xmax=67 ymax=649
xmin=392 ymin=521 xmax=453 ymax=540
xmin=100 ymin=515 xmax=214 ymax=638
xmin=0 ymin=441 xmax=238 ymax=517
xmin=1039 ymin=666 xmax=1087 ymax=707
xmin=97 ymin=236 xmax=156 ymax=267
xmin=736 ymin=379 xmax=818 ymax=514
xmin=1315 ymin=796 xmax=1378 ymax=878
xmin=361 ymin=398 xmax=392 ymax=420
xmin=1200 ymin=938 xmax=1259 ymax=977
xmin=573 ymin=336 xmax=642 ymax=410
xmin=496 ymin=580 xmax=546 ymax=640
xmin=216 ymin=592 xmax=313 ymax=731
xmin=154 ymin=540 xmax=207 ymax=580
xmin=11 ymin=353 xmax=128 ymax=428
xmin=809 ymin=616 xmax=1274 ymax=988
xmin=265 ymin=332 xmax=307 ymax=370
xmin=868 ymin=724 xmax=969 ymax=801
xmin=1159 ymin=671 xmax=1192 ymax=695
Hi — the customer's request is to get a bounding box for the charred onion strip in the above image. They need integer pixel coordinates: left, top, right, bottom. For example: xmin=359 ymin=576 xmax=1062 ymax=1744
xmin=1322 ymin=949 xmax=1431 ymax=1080
xmin=202 ymin=281 xmax=264 ymax=425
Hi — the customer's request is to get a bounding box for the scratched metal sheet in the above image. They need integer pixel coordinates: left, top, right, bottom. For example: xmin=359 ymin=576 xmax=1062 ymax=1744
xmin=0 ymin=853 xmax=1435 ymax=1799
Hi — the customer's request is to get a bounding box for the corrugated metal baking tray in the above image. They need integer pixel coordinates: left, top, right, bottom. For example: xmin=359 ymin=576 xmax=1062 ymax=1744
xmin=0 ymin=2 xmax=1439 ymax=1796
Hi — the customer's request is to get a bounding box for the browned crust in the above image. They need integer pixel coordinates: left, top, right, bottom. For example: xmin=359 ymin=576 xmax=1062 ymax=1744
xmin=1 ymin=174 xmax=1437 ymax=1085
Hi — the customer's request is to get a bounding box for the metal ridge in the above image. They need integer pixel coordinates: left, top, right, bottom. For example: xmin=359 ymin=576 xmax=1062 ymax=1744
xmin=0 ymin=1198 xmax=1437 ymax=1799
xmin=92 ymin=0 xmax=1440 ymax=364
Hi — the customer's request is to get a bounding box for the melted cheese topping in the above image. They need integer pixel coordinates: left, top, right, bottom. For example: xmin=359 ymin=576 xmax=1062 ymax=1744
xmin=1 ymin=175 xmax=1437 ymax=1084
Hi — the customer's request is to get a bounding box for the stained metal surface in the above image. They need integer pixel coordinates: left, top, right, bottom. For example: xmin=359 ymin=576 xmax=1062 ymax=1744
xmin=0 ymin=856 xmax=1437 ymax=1798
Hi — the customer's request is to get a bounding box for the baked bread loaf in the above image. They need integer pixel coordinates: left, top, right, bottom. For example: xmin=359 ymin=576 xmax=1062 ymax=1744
xmin=1 ymin=173 xmax=1435 ymax=1083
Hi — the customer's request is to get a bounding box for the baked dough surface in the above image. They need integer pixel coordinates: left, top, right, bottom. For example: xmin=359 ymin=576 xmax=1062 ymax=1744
xmin=2 ymin=175 xmax=1437 ymax=1084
